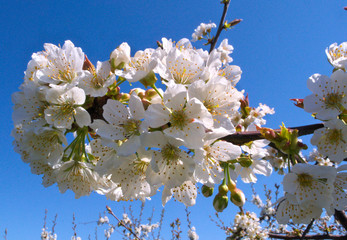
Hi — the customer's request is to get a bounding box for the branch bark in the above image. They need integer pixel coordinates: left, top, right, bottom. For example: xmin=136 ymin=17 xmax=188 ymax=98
xmin=220 ymin=123 xmax=324 ymax=145
xmin=268 ymin=233 xmax=347 ymax=239
xmin=334 ymin=210 xmax=347 ymax=231
xmin=209 ymin=0 xmax=230 ymax=53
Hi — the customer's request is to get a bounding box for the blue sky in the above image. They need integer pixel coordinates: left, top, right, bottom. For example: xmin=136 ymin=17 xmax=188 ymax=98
xmin=1 ymin=0 xmax=347 ymax=239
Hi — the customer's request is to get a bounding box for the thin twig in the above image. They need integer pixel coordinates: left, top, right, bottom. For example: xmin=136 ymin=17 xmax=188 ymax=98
xmin=106 ymin=206 xmax=140 ymax=240
xmin=209 ymin=0 xmax=231 ymax=53
xmin=300 ymin=219 xmax=315 ymax=239
xmin=51 ymin=214 xmax=58 ymax=235
xmin=157 ymin=208 xmax=165 ymax=240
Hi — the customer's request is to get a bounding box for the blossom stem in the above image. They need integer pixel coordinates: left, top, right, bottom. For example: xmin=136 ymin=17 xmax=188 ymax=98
xmin=151 ymin=84 xmax=163 ymax=99
xmin=115 ymin=77 xmax=126 ymax=88
xmin=209 ymin=0 xmax=231 ymax=53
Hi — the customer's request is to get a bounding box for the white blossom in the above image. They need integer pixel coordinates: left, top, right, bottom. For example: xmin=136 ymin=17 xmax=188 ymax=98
xmin=44 ymin=86 xmax=91 ymax=129
xmin=304 ymin=70 xmax=347 ymax=121
xmin=79 ymin=61 xmax=115 ymax=97
xmin=326 ymin=42 xmax=347 ymax=69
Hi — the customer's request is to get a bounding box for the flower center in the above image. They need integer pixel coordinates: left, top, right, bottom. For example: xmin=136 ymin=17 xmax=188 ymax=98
xmin=162 ymin=144 xmax=180 ymax=165
xmin=133 ymin=158 xmax=149 ymax=175
xmin=170 ymin=109 xmax=188 ymax=130
xmin=203 ymin=100 xmax=219 ymax=114
xmin=297 ymin=173 xmax=313 ymax=187
xmin=58 ymin=68 xmax=76 ymax=83
xmin=326 ymin=128 xmax=343 ymax=144
xmin=323 ymin=92 xmax=343 ymax=109
xmin=123 ymin=119 xmax=140 ymax=138
xmin=330 ymin=48 xmax=347 ymax=60
xmin=61 ymin=103 xmax=75 ymax=115
xmin=91 ymin=75 xmax=105 ymax=89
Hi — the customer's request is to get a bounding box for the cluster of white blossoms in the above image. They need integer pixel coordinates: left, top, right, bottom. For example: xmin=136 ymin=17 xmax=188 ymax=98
xmin=12 ymin=23 xmax=277 ymax=208
xmin=226 ymin=212 xmax=268 ymax=240
xmin=41 ymin=228 xmax=57 ymax=240
xmin=276 ymin=42 xmax=347 ymax=225
xmin=191 ymin=22 xmax=217 ymax=42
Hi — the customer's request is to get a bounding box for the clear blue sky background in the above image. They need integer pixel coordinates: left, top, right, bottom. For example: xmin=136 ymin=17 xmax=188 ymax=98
xmin=1 ymin=0 xmax=347 ymax=239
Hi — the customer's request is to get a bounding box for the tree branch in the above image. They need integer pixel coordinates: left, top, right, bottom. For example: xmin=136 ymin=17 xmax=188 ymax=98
xmin=334 ymin=210 xmax=347 ymax=231
xmin=268 ymin=233 xmax=347 ymax=239
xmin=220 ymin=123 xmax=324 ymax=145
xmin=209 ymin=0 xmax=231 ymax=53
xmin=300 ymin=219 xmax=314 ymax=239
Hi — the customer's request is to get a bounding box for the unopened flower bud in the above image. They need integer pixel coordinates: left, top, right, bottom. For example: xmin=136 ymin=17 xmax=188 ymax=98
xmin=202 ymin=185 xmax=214 ymax=197
xmin=110 ymin=42 xmax=131 ymax=71
xmin=140 ymin=71 xmax=157 ymax=88
xmin=230 ymin=188 xmax=245 ymax=207
xmin=118 ymin=93 xmax=130 ymax=102
xmin=138 ymin=91 xmax=145 ymax=99
xmin=129 ymin=88 xmax=144 ymax=96
xmin=218 ymin=183 xmax=229 ymax=195
xmin=213 ymin=194 xmax=229 ymax=212
xmin=145 ymin=89 xmax=158 ymax=100
xmin=227 ymin=179 xmax=236 ymax=191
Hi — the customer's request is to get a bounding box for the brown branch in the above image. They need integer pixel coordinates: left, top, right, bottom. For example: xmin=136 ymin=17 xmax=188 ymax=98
xmin=268 ymin=233 xmax=347 ymax=239
xmin=220 ymin=123 xmax=324 ymax=145
xmin=300 ymin=219 xmax=315 ymax=239
xmin=334 ymin=210 xmax=347 ymax=231
xmin=209 ymin=0 xmax=230 ymax=53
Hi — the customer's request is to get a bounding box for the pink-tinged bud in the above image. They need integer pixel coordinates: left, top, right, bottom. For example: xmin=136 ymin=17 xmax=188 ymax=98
xmin=213 ymin=194 xmax=229 ymax=212
xmin=202 ymin=185 xmax=214 ymax=197
xmin=227 ymin=179 xmax=236 ymax=191
xmin=218 ymin=183 xmax=229 ymax=195
xmin=290 ymin=98 xmax=304 ymax=109
xmin=229 ymin=19 xmax=242 ymax=27
xmin=230 ymin=188 xmax=245 ymax=207
xmin=344 ymin=6 xmax=347 ymax=10
xmin=224 ymin=19 xmax=242 ymax=29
